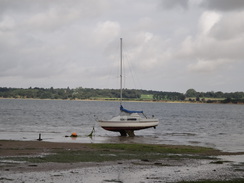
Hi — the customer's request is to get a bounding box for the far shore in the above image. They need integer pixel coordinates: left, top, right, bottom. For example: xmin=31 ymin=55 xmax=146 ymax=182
xmin=1 ymin=97 xmax=243 ymax=105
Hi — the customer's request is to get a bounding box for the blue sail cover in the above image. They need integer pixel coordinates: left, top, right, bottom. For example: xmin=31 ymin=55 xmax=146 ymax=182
xmin=120 ymin=105 xmax=143 ymax=114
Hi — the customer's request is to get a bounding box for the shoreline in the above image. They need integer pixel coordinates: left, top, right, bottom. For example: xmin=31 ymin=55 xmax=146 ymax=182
xmin=0 ymin=140 xmax=243 ymax=182
xmin=1 ymin=97 xmax=243 ymax=105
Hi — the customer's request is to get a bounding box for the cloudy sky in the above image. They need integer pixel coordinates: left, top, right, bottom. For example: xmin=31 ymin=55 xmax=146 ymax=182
xmin=1 ymin=0 xmax=244 ymax=93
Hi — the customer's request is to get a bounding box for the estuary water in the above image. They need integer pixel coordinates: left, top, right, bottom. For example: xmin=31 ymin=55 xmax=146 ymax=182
xmin=0 ymin=99 xmax=243 ymax=152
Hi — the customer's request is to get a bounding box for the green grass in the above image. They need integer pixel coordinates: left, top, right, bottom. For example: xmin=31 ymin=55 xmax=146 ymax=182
xmin=90 ymin=143 xmax=218 ymax=154
xmin=5 ymin=144 xmax=221 ymax=163
xmin=140 ymin=94 xmax=153 ymax=100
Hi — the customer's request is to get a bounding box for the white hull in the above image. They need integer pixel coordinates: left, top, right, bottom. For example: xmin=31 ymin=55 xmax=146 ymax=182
xmin=98 ymin=113 xmax=159 ymax=132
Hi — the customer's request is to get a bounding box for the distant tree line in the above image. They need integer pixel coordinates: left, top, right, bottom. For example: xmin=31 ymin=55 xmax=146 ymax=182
xmin=0 ymin=87 xmax=150 ymax=100
xmin=185 ymin=88 xmax=244 ymax=104
xmin=0 ymin=87 xmax=244 ymax=104
xmin=185 ymin=88 xmax=244 ymax=99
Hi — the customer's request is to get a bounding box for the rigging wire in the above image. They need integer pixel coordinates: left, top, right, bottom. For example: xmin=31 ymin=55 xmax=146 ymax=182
xmin=122 ymin=42 xmax=143 ymax=90
xmin=105 ymin=39 xmax=143 ymax=91
xmin=105 ymin=41 xmax=121 ymax=89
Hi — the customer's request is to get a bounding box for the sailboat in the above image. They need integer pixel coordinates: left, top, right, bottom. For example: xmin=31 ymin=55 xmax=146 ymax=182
xmin=98 ymin=38 xmax=159 ymax=137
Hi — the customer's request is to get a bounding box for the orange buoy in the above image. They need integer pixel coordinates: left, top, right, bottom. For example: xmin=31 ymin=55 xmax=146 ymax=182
xmin=71 ymin=132 xmax=77 ymax=137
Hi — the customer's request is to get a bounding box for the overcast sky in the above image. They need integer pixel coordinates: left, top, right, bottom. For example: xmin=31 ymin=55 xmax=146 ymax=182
xmin=1 ymin=0 xmax=244 ymax=93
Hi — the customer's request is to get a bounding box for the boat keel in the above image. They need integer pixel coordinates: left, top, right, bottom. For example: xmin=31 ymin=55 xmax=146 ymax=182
xmin=126 ymin=130 xmax=135 ymax=137
xmin=119 ymin=130 xmax=135 ymax=137
xmin=119 ymin=130 xmax=127 ymax=136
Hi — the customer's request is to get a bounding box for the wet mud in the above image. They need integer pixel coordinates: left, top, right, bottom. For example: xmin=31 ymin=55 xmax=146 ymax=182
xmin=1 ymin=158 xmax=243 ymax=183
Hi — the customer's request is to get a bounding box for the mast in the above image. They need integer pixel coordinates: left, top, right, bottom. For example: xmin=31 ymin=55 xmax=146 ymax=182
xmin=120 ymin=38 xmax=123 ymax=106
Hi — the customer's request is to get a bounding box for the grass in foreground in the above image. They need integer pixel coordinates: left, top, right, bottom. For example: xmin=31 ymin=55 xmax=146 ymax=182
xmin=90 ymin=143 xmax=219 ymax=154
xmin=4 ymin=143 xmax=225 ymax=163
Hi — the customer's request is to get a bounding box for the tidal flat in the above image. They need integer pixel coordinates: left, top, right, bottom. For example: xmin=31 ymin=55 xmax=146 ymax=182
xmin=0 ymin=140 xmax=243 ymax=183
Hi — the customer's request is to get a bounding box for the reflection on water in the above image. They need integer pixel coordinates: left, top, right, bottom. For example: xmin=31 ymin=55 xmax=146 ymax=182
xmin=0 ymin=99 xmax=244 ymax=152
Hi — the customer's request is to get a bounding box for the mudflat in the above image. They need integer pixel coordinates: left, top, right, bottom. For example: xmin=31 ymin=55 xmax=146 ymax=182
xmin=0 ymin=140 xmax=243 ymax=183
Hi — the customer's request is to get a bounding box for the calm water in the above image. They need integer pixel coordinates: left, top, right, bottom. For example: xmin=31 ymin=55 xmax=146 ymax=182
xmin=0 ymin=99 xmax=243 ymax=152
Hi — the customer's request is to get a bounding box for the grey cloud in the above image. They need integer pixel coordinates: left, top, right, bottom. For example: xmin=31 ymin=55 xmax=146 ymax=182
xmin=0 ymin=0 xmax=244 ymax=92
xmin=200 ymin=0 xmax=244 ymax=11
xmin=0 ymin=0 xmax=50 ymax=16
xmin=159 ymin=0 xmax=244 ymax=12
xmin=160 ymin=0 xmax=189 ymax=10
xmin=210 ymin=12 xmax=244 ymax=40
